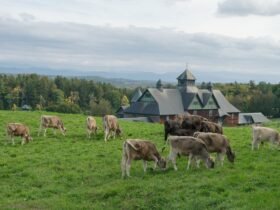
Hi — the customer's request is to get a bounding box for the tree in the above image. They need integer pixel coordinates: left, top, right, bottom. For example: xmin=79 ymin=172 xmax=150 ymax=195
xmin=90 ymin=99 xmax=112 ymax=116
xmin=121 ymin=95 xmax=129 ymax=106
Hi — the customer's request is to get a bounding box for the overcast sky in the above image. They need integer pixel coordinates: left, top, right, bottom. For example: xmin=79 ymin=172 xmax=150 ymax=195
xmin=1 ymin=0 xmax=280 ymax=82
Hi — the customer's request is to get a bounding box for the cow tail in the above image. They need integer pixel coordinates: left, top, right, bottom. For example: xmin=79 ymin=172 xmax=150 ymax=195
xmin=226 ymin=145 xmax=234 ymax=162
xmin=161 ymin=137 xmax=170 ymax=153
xmin=121 ymin=141 xmax=128 ymax=176
xmin=126 ymin=140 xmax=139 ymax=151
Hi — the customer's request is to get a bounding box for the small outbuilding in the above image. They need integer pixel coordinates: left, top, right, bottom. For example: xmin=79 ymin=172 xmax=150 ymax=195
xmin=238 ymin=112 xmax=269 ymax=125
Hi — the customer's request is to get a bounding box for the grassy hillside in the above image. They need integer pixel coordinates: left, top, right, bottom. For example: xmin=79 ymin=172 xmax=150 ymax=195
xmin=0 ymin=111 xmax=280 ymax=210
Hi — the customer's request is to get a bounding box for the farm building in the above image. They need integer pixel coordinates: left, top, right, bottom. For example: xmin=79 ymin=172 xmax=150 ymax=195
xmin=121 ymin=67 xmax=241 ymax=125
xmin=238 ymin=113 xmax=269 ymax=125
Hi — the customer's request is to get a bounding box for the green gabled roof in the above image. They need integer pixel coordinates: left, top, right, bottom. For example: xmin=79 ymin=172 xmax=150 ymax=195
xmin=177 ymin=70 xmax=196 ymax=81
xmin=131 ymin=88 xmax=142 ymax=103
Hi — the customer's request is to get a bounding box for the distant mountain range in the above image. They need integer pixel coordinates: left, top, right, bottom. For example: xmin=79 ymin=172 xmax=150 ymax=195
xmin=0 ymin=65 xmax=278 ymax=85
xmin=0 ymin=66 xmax=177 ymax=88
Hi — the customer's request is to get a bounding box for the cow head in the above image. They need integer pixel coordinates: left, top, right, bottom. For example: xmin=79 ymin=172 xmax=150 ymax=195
xmin=157 ymin=157 xmax=167 ymax=170
xmin=116 ymin=127 xmax=122 ymax=136
xmin=226 ymin=148 xmax=235 ymax=163
xmin=61 ymin=126 xmax=67 ymax=135
xmin=23 ymin=134 xmax=33 ymax=144
xmin=206 ymin=157 xmax=215 ymax=169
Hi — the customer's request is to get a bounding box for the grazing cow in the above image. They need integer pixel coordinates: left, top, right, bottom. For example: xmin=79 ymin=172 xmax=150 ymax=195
xmin=252 ymin=126 xmax=280 ymax=150
xmin=166 ymin=136 xmax=214 ymax=170
xmin=193 ymin=132 xmax=235 ymax=165
xmin=175 ymin=113 xmax=208 ymax=125
xmin=200 ymin=121 xmax=223 ymax=134
xmin=164 ymin=119 xmax=181 ymax=141
xmin=6 ymin=123 xmax=32 ymax=145
xmin=121 ymin=139 xmax=166 ymax=178
xmin=38 ymin=115 xmax=66 ymax=137
xmin=103 ymin=115 xmax=121 ymax=142
xmin=86 ymin=116 xmax=97 ymax=138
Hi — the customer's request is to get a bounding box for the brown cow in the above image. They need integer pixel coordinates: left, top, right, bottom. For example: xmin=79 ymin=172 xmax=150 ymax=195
xmin=103 ymin=115 xmax=121 ymax=142
xmin=166 ymin=136 xmax=214 ymax=170
xmin=121 ymin=139 xmax=166 ymax=178
xmin=38 ymin=115 xmax=66 ymax=137
xmin=6 ymin=123 xmax=32 ymax=145
xmin=86 ymin=116 xmax=97 ymax=138
xmin=193 ymin=132 xmax=235 ymax=165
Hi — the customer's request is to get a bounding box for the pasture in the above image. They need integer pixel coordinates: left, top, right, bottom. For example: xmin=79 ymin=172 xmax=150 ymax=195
xmin=0 ymin=110 xmax=280 ymax=210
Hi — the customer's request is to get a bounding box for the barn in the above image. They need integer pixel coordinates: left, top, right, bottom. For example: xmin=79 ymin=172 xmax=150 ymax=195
xmin=122 ymin=67 xmax=241 ymax=125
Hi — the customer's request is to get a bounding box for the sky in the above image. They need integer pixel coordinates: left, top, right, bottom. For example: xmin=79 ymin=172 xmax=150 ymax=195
xmin=0 ymin=0 xmax=280 ymax=83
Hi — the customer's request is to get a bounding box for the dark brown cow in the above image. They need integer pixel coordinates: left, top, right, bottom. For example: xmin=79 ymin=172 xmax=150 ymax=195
xmin=166 ymin=136 xmax=214 ymax=170
xmin=121 ymin=139 xmax=166 ymax=178
xmin=194 ymin=132 xmax=235 ymax=165
xmin=164 ymin=119 xmax=181 ymax=141
xmin=7 ymin=123 xmax=32 ymax=145
xmin=181 ymin=114 xmax=208 ymax=131
xmin=38 ymin=115 xmax=66 ymax=137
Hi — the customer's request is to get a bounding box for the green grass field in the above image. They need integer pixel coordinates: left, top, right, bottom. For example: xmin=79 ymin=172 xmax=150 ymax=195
xmin=1 ymin=110 xmax=280 ymax=210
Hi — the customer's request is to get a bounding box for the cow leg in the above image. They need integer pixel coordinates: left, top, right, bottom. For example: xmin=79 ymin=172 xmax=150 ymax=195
xmin=113 ymin=131 xmax=116 ymax=139
xmin=126 ymin=158 xmax=131 ymax=177
xmin=44 ymin=128 xmax=47 ymax=137
xmin=104 ymin=129 xmax=109 ymax=142
xmin=195 ymin=157 xmax=201 ymax=168
xmin=11 ymin=136 xmax=15 ymax=145
xmin=143 ymin=160 xmax=147 ymax=173
xmin=168 ymin=152 xmax=178 ymax=171
xmin=87 ymin=129 xmax=91 ymax=139
xmin=38 ymin=124 xmax=42 ymax=136
xmin=152 ymin=155 xmax=159 ymax=170
xmin=121 ymin=154 xmax=127 ymax=178
xmin=216 ymin=153 xmax=224 ymax=166
xmin=187 ymin=154 xmax=194 ymax=170
xmin=21 ymin=138 xmax=26 ymax=145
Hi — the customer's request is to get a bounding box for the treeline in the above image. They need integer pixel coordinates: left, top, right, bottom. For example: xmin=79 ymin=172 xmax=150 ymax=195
xmin=209 ymin=81 xmax=280 ymax=118
xmin=0 ymin=74 xmax=279 ymax=118
xmin=0 ymin=74 xmax=134 ymax=115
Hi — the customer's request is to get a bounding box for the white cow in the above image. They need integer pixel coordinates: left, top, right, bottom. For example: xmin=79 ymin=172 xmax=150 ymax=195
xmin=252 ymin=126 xmax=280 ymax=150
xmin=103 ymin=115 xmax=121 ymax=142
xmin=86 ymin=116 xmax=97 ymax=138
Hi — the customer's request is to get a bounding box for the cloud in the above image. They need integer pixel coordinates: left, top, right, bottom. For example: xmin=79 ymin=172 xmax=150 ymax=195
xmin=0 ymin=16 xmax=280 ymax=82
xmin=217 ymin=0 xmax=280 ymax=16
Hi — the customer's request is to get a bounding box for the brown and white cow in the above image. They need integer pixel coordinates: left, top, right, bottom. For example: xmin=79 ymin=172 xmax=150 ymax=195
xmin=38 ymin=115 xmax=66 ymax=137
xmin=86 ymin=116 xmax=97 ymax=138
xmin=121 ymin=139 xmax=166 ymax=178
xmin=6 ymin=123 xmax=32 ymax=145
xmin=103 ymin=115 xmax=121 ymax=142
xmin=252 ymin=125 xmax=280 ymax=150
xmin=193 ymin=132 xmax=235 ymax=166
xmin=166 ymin=136 xmax=214 ymax=170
